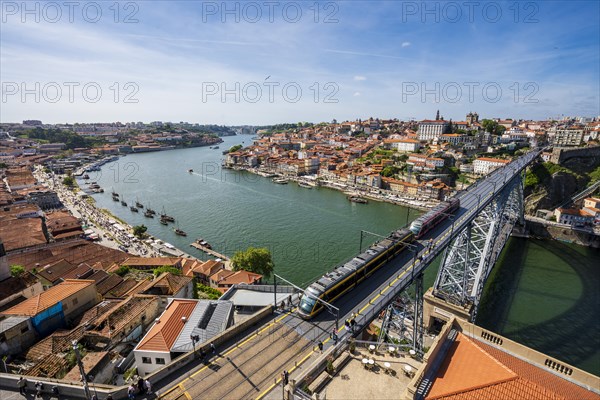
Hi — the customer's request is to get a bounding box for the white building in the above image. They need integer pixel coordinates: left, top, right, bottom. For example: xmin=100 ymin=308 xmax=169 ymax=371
xmin=554 ymin=208 xmax=594 ymax=227
xmin=417 ymin=120 xmax=450 ymax=141
xmin=553 ymin=129 xmax=584 ymax=147
xmin=472 ymin=157 xmax=511 ymax=175
xmin=134 ymin=299 xmax=234 ymax=376
xmin=384 ymin=139 xmax=421 ymax=152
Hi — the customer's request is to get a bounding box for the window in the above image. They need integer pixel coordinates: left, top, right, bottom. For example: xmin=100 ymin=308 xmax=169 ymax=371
xmin=21 ymin=326 xmax=29 ymax=334
xmin=155 ymin=358 xmax=166 ymax=365
xmin=142 ymin=357 xmax=152 ymax=364
xmin=72 ymin=298 xmax=79 ymax=305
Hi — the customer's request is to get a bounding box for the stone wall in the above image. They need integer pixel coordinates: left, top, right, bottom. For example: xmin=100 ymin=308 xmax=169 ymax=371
xmin=513 ymin=218 xmax=600 ymax=248
xmin=550 ymin=146 xmax=600 ymax=164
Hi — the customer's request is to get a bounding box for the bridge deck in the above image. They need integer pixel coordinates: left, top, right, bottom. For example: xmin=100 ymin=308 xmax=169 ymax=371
xmin=157 ymin=150 xmax=541 ymax=399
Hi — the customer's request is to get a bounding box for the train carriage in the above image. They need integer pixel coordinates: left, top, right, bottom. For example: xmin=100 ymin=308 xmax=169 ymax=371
xmin=298 ymin=228 xmax=414 ymax=319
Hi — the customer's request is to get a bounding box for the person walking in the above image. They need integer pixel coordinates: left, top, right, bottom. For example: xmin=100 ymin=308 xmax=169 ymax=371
xmin=283 ymin=370 xmax=289 ymax=385
xmin=34 ymin=381 xmax=43 ymax=399
xmin=127 ymin=384 xmax=136 ymax=400
xmin=210 ymin=343 xmax=216 ymax=355
xmin=144 ymin=379 xmax=152 ymax=395
xmin=317 ymin=341 xmax=323 ymax=353
xmin=18 ymin=377 xmax=27 ymax=395
xmin=137 ymin=377 xmax=145 ymax=394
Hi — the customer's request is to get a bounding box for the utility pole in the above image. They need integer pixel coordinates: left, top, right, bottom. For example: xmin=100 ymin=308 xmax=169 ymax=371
xmin=72 ymin=340 xmax=91 ymax=400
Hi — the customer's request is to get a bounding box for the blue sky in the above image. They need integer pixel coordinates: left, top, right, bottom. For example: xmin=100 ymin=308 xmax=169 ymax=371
xmin=1 ymin=1 xmax=598 ymax=124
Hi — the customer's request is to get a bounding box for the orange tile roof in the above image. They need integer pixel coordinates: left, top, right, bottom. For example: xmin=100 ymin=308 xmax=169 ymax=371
xmin=2 ymin=279 xmax=95 ymax=317
xmin=122 ymin=256 xmax=181 ymax=267
xmin=427 ymin=333 xmax=517 ymax=399
xmin=135 ymin=299 xmax=197 ymax=352
xmin=426 ymin=332 xmax=600 ymax=400
xmin=475 ymin=157 xmax=511 ymax=164
xmin=219 ymin=270 xmax=262 ymax=286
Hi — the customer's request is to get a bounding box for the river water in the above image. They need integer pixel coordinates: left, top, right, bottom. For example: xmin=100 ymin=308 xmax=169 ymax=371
xmin=83 ymin=135 xmax=599 ymax=375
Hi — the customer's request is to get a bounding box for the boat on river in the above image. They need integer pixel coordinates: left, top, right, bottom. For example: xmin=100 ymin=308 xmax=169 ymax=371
xmin=160 ymin=207 xmax=175 ymax=222
xmin=272 ymin=177 xmax=289 ymax=184
xmin=298 ymin=181 xmax=315 ymax=189
xmin=196 ymin=238 xmax=212 ymax=249
xmin=348 ymin=196 xmax=368 ymax=204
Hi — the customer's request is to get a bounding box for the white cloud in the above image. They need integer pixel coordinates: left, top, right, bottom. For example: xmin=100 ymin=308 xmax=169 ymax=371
xmin=354 ymin=76 xmax=366 ymax=81
xmin=353 ymin=92 xmax=361 ymax=96
xmin=401 ymin=42 xmax=411 ymax=48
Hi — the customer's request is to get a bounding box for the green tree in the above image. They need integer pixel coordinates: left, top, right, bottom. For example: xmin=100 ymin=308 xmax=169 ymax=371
xmin=132 ymin=225 xmax=148 ymax=238
xmin=380 ymin=166 xmax=399 ymax=177
xmin=481 ymin=119 xmax=505 ymax=135
xmin=231 ymin=247 xmax=274 ymax=278
xmin=10 ymin=265 xmax=25 ymax=277
xmin=62 ymin=176 xmax=75 ymax=187
xmin=115 ymin=266 xmax=130 ymax=276
xmin=153 ymin=266 xmax=182 ymax=276
xmin=229 ymin=144 xmax=243 ymax=153
xmin=196 ymin=283 xmax=222 ymax=300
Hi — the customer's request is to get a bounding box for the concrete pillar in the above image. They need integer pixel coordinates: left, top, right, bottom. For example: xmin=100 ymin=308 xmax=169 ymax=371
xmin=423 ymin=288 xmax=472 ymax=330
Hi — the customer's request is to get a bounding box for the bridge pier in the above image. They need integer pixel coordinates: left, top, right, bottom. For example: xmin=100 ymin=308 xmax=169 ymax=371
xmin=423 ymin=288 xmax=472 ymax=331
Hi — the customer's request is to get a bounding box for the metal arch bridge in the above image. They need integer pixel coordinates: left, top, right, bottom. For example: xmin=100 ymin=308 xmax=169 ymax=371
xmin=341 ymin=149 xmax=543 ymax=351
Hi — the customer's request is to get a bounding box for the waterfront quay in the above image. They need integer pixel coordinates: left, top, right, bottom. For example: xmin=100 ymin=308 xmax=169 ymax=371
xmin=34 ymin=167 xmax=190 ymax=259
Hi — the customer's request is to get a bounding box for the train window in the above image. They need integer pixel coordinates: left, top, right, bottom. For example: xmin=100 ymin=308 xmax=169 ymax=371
xmin=299 ymin=295 xmax=316 ymax=314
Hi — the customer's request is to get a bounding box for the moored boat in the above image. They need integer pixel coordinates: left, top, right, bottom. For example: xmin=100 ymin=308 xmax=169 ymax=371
xmin=298 ymin=181 xmax=314 ymax=189
xmin=174 ymin=228 xmax=187 ymax=236
xmin=160 ymin=207 xmax=175 ymax=222
xmin=130 ymin=206 xmax=139 ymax=212
xmin=272 ymin=177 xmax=289 ymax=184
xmin=144 ymin=210 xmax=154 ymax=218
xmin=348 ymin=195 xmax=368 ymax=204
xmin=121 ymin=200 xmax=128 ymax=206
xmin=195 ymin=238 xmax=212 ymax=249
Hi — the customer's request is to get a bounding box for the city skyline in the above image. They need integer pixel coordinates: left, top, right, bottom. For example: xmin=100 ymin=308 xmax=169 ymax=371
xmin=1 ymin=1 xmax=599 ymax=124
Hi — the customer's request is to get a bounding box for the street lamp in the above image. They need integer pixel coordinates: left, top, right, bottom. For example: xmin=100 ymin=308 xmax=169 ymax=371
xmin=72 ymin=340 xmax=91 ymax=400
xmin=190 ymin=334 xmax=200 ymax=358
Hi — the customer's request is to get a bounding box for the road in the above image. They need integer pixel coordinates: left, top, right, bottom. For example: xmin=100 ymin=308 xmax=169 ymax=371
xmin=34 ymin=167 xmax=160 ymax=257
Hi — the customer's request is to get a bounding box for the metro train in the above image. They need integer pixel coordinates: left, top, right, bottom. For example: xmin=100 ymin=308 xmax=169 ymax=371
xmin=297 ymin=228 xmax=414 ymax=319
xmin=297 ymin=198 xmax=460 ymax=319
xmin=409 ymin=198 xmax=460 ymax=238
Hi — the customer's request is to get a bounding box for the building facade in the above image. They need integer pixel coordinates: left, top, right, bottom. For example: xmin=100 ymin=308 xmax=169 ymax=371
xmin=473 ymin=157 xmax=510 ymax=175
xmin=417 ymin=120 xmax=451 ymax=141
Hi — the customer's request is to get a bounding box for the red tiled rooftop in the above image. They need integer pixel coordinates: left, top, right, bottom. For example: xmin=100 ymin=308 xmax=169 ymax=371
xmin=2 ymin=279 xmax=95 ymax=317
xmin=135 ymin=299 xmax=197 ymax=352
xmin=425 ymin=332 xmax=600 ymax=400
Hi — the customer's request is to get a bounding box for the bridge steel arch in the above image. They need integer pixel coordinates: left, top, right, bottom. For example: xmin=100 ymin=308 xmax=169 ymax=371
xmin=432 ymin=172 xmax=525 ymax=322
